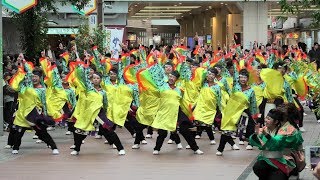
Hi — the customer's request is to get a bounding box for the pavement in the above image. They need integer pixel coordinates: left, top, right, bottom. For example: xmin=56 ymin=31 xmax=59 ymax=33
xmin=0 ymin=105 xmax=319 ymax=180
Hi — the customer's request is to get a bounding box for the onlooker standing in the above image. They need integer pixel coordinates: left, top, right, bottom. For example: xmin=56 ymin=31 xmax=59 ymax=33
xmin=308 ymin=42 xmax=320 ymax=69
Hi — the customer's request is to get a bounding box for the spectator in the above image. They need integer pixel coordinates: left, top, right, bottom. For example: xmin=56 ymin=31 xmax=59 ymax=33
xmin=308 ymin=42 xmax=320 ymax=69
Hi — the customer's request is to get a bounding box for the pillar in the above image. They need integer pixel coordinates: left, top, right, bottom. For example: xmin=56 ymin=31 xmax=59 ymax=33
xmin=0 ymin=3 xmax=3 ymax=136
xmin=212 ymin=8 xmax=227 ymax=49
xmin=243 ymin=2 xmax=268 ymax=50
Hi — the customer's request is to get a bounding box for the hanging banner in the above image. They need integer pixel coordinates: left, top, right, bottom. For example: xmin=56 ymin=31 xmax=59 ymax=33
xmin=73 ymin=0 xmax=96 ymax=16
xmin=2 ymin=0 xmax=37 ymax=14
xmin=106 ymin=28 xmax=124 ymax=59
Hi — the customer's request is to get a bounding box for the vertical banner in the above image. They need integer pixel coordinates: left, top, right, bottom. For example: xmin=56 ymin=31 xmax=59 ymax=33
xmin=88 ymin=14 xmax=97 ymax=33
xmin=106 ymin=28 xmax=124 ymax=59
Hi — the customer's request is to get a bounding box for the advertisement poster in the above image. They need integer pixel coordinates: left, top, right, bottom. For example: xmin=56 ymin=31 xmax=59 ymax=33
xmin=106 ymin=28 xmax=124 ymax=59
xmin=206 ymin=35 xmax=212 ymax=44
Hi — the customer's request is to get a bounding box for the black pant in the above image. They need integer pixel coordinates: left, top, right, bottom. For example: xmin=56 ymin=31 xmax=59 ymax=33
xmin=294 ymin=97 xmax=304 ymax=127
xmin=4 ymin=101 xmax=15 ymax=124
xmin=74 ymin=126 xmax=124 ymax=152
xmin=253 ymin=160 xmax=288 ymax=180
xmin=67 ymin=121 xmax=75 ymax=132
xmin=179 ymin=121 xmax=199 ymax=151
xmin=196 ymin=125 xmax=215 ymax=140
xmin=154 ymin=129 xmax=168 ymax=151
xmin=147 ymin=126 xmax=153 ymax=135
xmin=12 ymin=123 xmax=57 ymax=150
xmin=124 ymin=121 xmax=135 ymax=136
xmin=169 ymin=132 xmax=181 ymax=144
xmin=217 ymin=134 xmax=235 ymax=152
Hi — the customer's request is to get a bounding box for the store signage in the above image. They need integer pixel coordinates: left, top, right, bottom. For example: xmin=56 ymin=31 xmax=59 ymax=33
xmin=286 ymin=33 xmax=299 ymax=39
xmin=73 ymin=0 xmax=96 ymax=16
xmin=47 ymin=28 xmax=79 ymax=35
xmin=2 ymin=0 xmax=37 ymax=14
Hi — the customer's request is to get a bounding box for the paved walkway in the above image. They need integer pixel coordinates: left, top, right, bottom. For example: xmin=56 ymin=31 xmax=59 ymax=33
xmin=0 ymin=105 xmax=319 ymax=180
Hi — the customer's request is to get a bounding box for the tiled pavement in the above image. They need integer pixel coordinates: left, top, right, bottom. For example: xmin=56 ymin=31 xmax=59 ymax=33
xmin=0 ymin=105 xmax=319 ymax=180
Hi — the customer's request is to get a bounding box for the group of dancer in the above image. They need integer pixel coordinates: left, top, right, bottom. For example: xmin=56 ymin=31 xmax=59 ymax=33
xmin=4 ymin=39 xmax=320 ymax=178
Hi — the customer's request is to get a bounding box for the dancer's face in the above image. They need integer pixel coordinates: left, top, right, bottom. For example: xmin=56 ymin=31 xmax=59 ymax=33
xmin=168 ymin=74 xmax=177 ymax=85
xmin=92 ymin=74 xmax=101 ymax=86
xmin=239 ymin=75 xmax=248 ymax=85
xmin=206 ymin=72 xmax=215 ymax=83
xmin=164 ymin=65 xmax=173 ymax=75
xmin=109 ymin=71 xmax=117 ymax=82
xmin=32 ymin=74 xmax=40 ymax=85
xmin=264 ymin=116 xmax=278 ymax=129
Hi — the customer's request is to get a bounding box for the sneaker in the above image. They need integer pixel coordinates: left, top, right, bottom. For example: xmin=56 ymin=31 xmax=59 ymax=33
xmin=210 ymin=140 xmax=216 ymax=145
xmin=239 ymin=141 xmax=245 ymax=145
xmin=185 ymin=145 xmax=191 ymax=149
xmin=246 ymin=145 xmax=253 ymax=150
xmin=70 ymin=150 xmax=79 ymax=155
xmin=145 ymin=134 xmax=152 ymax=138
xmin=216 ymin=151 xmax=223 ymax=156
xmin=195 ymin=135 xmax=201 ymax=139
xmin=132 ymin=144 xmax=140 ymax=149
xmin=12 ymin=150 xmax=18 ymax=154
xmin=303 ymin=113 xmax=307 ymax=116
xmin=118 ymin=149 xmax=126 ymax=155
xmin=231 ymin=135 xmax=237 ymax=139
xmin=167 ymin=139 xmax=173 ymax=144
xmin=132 ymin=133 xmax=136 ymax=138
xmin=70 ymin=145 xmax=76 ymax=149
xmin=318 ymin=120 xmax=320 ymax=123
xmin=35 ymin=140 xmax=43 ymax=144
xmin=52 ymin=149 xmax=59 ymax=155
xmin=299 ymin=127 xmax=306 ymax=132
xmin=32 ymin=135 xmax=38 ymax=139
xmin=104 ymin=140 xmax=109 ymax=144
xmin=65 ymin=131 xmax=71 ymax=135
xmin=153 ymin=150 xmax=159 ymax=155
xmin=47 ymin=127 xmax=55 ymax=131
xmin=232 ymin=144 xmax=240 ymax=150
xmin=177 ymin=143 xmax=183 ymax=149
xmin=4 ymin=145 xmax=12 ymax=149
xmin=212 ymin=131 xmax=216 ymax=134
xmin=194 ymin=149 xmax=204 ymax=155
xmin=112 ymin=144 xmax=117 ymax=149
xmin=82 ymin=140 xmax=85 ymax=144
xmin=95 ymin=135 xmax=102 ymax=139
xmin=141 ymin=140 xmax=148 ymax=144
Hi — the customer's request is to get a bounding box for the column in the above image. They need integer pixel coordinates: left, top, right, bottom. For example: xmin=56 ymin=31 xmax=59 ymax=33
xmin=0 ymin=3 xmax=3 ymax=136
xmin=212 ymin=8 xmax=227 ymax=49
xmin=243 ymin=2 xmax=268 ymax=50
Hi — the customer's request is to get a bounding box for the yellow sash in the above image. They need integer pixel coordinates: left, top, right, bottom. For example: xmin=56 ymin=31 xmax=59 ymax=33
xmin=180 ymin=81 xmax=200 ymax=119
xmin=46 ymin=88 xmax=68 ymax=121
xmin=136 ymin=89 xmax=160 ymax=126
xmin=221 ymin=92 xmax=249 ymax=131
xmin=252 ymin=86 xmax=264 ymax=106
xmin=193 ymin=87 xmax=217 ymax=125
xmin=73 ymin=91 xmax=103 ymax=131
xmin=111 ymin=85 xmax=133 ymax=126
xmin=151 ymin=89 xmax=181 ymax=131
xmin=260 ymin=69 xmax=285 ymax=100
xmin=14 ymin=88 xmax=40 ymax=128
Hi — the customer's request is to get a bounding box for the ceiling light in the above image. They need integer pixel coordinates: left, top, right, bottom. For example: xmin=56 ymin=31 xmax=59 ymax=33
xmin=179 ymin=3 xmax=182 ymax=5
xmin=206 ymin=9 xmax=209 ymax=10
xmin=144 ymin=6 xmax=201 ymax=9
xmin=220 ymin=3 xmax=224 ymax=5
xmin=136 ymin=12 xmax=182 ymax=15
xmin=225 ymin=4 xmax=228 ymax=6
xmin=181 ymin=16 xmax=184 ymax=17
xmin=134 ymin=4 xmax=137 ymax=7
xmin=174 ymin=5 xmax=177 ymax=6
xmin=140 ymin=9 xmax=190 ymax=12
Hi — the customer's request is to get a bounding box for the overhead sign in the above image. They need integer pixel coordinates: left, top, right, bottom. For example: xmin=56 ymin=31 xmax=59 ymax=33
xmin=2 ymin=0 xmax=37 ymax=14
xmin=73 ymin=0 xmax=97 ymax=16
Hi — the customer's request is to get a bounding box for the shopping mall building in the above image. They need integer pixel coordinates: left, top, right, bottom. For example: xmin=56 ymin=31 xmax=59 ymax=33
xmin=2 ymin=0 xmax=320 ymax=54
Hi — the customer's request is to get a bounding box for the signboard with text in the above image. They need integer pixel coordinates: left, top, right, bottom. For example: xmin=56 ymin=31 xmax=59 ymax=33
xmin=2 ymin=0 xmax=37 ymax=14
xmin=73 ymin=0 xmax=96 ymax=16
